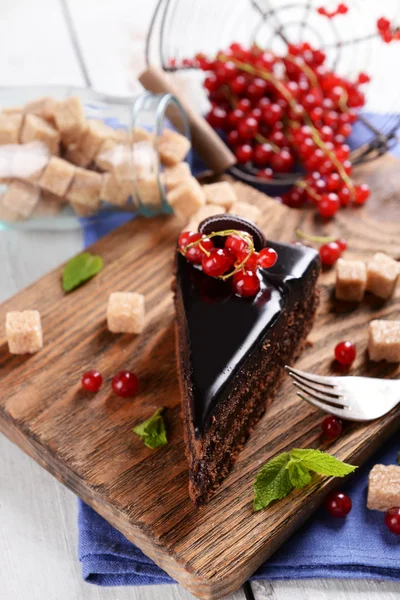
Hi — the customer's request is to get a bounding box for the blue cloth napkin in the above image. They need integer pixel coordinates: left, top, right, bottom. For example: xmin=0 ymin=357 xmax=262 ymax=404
xmin=78 ymin=112 xmax=400 ymax=586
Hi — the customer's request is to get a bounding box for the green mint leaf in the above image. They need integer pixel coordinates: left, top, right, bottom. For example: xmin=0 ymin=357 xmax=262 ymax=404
xmin=253 ymin=452 xmax=293 ymax=511
xmin=62 ymin=252 xmax=103 ymax=293
xmin=289 ymin=448 xmax=357 ymax=477
xmin=133 ymin=408 xmax=167 ymax=449
xmin=287 ymin=460 xmax=312 ymax=488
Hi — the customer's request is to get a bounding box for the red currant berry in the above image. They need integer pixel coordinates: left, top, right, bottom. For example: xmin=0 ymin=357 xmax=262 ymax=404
xmin=319 ymin=241 xmax=342 ymax=266
xmin=262 ymin=103 xmax=283 ymax=126
xmin=178 ymin=230 xmax=196 ymax=249
xmin=235 ymin=143 xmax=253 ymax=164
xmin=247 ymin=77 xmax=268 ymax=100
xmin=227 ymin=129 xmax=240 ymax=146
xmin=385 ymin=508 xmax=400 ymax=535
xmin=236 ymin=250 xmax=258 ymax=271
xmin=258 ymin=247 xmax=278 ymax=269
xmin=237 ymin=116 xmax=258 ymax=140
xmin=335 ymin=341 xmax=356 ymax=366
xmin=257 ymin=167 xmax=273 ymax=180
xmin=81 ymin=370 xmax=103 ymax=392
xmin=322 ymin=415 xmax=343 ymax=438
xmin=354 ymin=184 xmax=370 ymax=205
xmin=185 ymin=234 xmax=214 ymax=264
xmin=336 ymin=238 xmax=347 ymax=252
xmin=202 ymin=248 xmax=233 ymax=278
xmin=237 ymin=98 xmax=251 ymax=113
xmin=230 ymin=74 xmax=247 ymax=95
xmin=112 ymin=370 xmax=139 ymax=398
xmin=318 ymin=193 xmax=340 ymax=218
xmin=326 ymin=173 xmax=341 ymax=192
xmin=253 ymin=143 xmax=272 ymax=166
xmin=270 ymin=149 xmax=294 ymax=173
xmin=324 ymin=491 xmax=352 ymax=518
xmin=226 ymin=108 xmax=245 ymax=129
xmin=225 ymin=233 xmax=250 ymax=256
xmin=377 ymin=17 xmax=391 ymax=32
xmin=204 ymin=74 xmax=219 ymax=92
xmin=338 ymin=185 xmax=351 ymax=207
xmin=207 ymin=106 xmax=227 ymax=129
xmin=232 ymin=270 xmax=260 ymax=298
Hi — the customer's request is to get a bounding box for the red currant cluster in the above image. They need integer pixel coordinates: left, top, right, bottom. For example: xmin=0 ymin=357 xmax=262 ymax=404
xmin=195 ymin=41 xmax=371 ymax=218
xmin=317 ymin=3 xmax=348 ymax=19
xmin=377 ymin=17 xmax=400 ymax=43
xmin=297 ymin=230 xmax=347 ymax=266
xmin=81 ymin=369 xmax=139 ymax=397
xmin=178 ymin=229 xmax=278 ymax=298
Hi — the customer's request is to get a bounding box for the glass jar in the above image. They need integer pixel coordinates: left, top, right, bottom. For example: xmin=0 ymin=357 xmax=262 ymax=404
xmin=0 ymin=86 xmax=190 ymax=230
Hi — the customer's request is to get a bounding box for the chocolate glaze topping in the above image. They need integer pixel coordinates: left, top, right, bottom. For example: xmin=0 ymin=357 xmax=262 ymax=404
xmin=176 ymin=217 xmax=320 ymax=437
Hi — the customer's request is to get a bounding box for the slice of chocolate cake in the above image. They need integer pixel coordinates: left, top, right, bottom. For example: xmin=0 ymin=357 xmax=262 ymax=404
xmin=174 ymin=215 xmax=321 ymax=505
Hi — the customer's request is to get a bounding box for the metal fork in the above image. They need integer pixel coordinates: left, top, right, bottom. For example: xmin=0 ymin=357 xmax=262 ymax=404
xmin=285 ymin=366 xmax=400 ymax=421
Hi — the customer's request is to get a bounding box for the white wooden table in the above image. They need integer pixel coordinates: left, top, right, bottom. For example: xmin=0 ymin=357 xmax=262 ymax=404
xmin=0 ymin=2 xmax=399 ymax=599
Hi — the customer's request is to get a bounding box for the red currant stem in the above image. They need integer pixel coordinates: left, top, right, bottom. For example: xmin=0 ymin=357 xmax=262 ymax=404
xmin=296 ymin=179 xmax=322 ymax=202
xmin=338 ymin=87 xmax=349 ymax=112
xmin=199 ymin=242 xmax=211 ymax=257
xmin=285 ymin=53 xmax=319 ymax=88
xmin=309 ymin=129 xmax=356 ymax=195
xmin=221 ymin=84 xmax=238 ymax=108
xmin=296 ymin=228 xmax=336 ymax=243
xmin=255 ymin=132 xmax=280 ymax=153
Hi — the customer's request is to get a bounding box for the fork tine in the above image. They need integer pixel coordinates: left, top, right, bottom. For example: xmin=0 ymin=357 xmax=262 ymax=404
xmin=293 ymin=381 xmax=347 ymax=408
xmin=296 ymin=392 xmax=350 ymax=419
xmin=285 ymin=366 xmax=335 ymax=388
xmin=288 ymin=371 xmax=341 ymax=397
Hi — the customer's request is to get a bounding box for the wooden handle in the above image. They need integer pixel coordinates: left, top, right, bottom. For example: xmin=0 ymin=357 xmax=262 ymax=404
xmin=139 ymin=66 xmax=236 ymax=174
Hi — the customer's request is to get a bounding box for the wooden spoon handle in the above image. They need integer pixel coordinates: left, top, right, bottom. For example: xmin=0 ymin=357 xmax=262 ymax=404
xmin=139 ymin=66 xmax=236 ymax=174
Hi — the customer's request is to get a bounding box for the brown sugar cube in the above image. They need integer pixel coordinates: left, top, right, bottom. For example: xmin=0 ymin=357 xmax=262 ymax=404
xmin=164 ymin=162 xmax=191 ymax=191
xmin=366 ymin=252 xmax=399 ymax=299
xmin=187 ymin=203 xmax=226 ymax=230
xmin=54 ymin=96 xmax=85 ymax=145
xmin=21 ymin=114 xmax=60 ymax=154
xmin=132 ymin=127 xmax=152 ymax=143
xmin=2 ymin=107 xmax=23 ymax=116
xmin=107 ymin=292 xmax=145 ymax=334
xmin=203 ymin=181 xmax=238 ymax=210
xmin=70 ymin=201 xmax=97 ymax=217
xmin=95 ymin=139 xmax=130 ymax=175
xmin=133 ymin=142 xmax=157 ymax=181
xmin=229 ymin=201 xmax=261 ymax=224
xmin=2 ymin=181 xmax=40 ymax=218
xmin=135 ymin=177 xmax=161 ymax=208
xmin=0 ymin=194 xmax=20 ymax=222
xmin=6 ymin=310 xmax=43 ymax=354
xmin=0 ymin=113 xmax=23 ymax=144
xmin=32 ymin=191 xmax=66 ymax=218
xmin=67 ymin=167 xmax=102 ymax=210
xmin=113 ymin=128 xmax=130 ymax=143
xmin=24 ymin=96 xmax=57 ymax=123
xmin=40 ymin=157 xmax=76 ymax=197
xmin=367 ymin=464 xmax=400 ymax=511
xmin=335 ymin=259 xmax=367 ymax=302
xmin=101 ymin=173 xmax=135 ymax=207
xmin=65 ymin=143 xmax=91 ymax=168
xmin=79 ymin=120 xmax=115 ymax=161
xmin=11 ymin=141 xmax=50 ymax=182
xmin=166 ymin=176 xmax=205 ymax=220
xmin=158 ymin=129 xmax=191 ymax=166
xmin=368 ymin=320 xmax=400 ymax=362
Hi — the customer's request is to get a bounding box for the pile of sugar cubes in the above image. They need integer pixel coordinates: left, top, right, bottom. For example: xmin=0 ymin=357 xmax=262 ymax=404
xmin=0 ymin=94 xmax=261 ymax=226
xmin=6 ymin=292 xmax=146 ymax=355
xmin=335 ymin=252 xmax=400 ymax=362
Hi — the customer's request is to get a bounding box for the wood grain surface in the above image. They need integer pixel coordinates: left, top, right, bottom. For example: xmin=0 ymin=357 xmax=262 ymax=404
xmin=0 ymin=154 xmax=399 ymax=600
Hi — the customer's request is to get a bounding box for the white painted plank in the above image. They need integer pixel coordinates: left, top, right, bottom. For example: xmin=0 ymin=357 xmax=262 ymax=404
xmin=0 ymin=0 xmax=84 ymax=86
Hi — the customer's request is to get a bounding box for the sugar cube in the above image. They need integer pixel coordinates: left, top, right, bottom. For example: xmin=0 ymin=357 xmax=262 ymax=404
xmin=54 ymin=96 xmax=86 ymax=145
xmin=368 ymin=320 xmax=400 ymax=362
xmin=40 ymin=157 xmax=76 ymax=197
xmin=20 ymin=114 xmax=60 ymax=155
xmin=70 ymin=201 xmax=97 ymax=217
xmin=107 ymin=292 xmax=145 ymax=334
xmin=366 ymin=252 xmax=399 ymax=299
xmin=187 ymin=203 xmax=226 ymax=231
xmin=32 ymin=191 xmax=66 ymax=218
xmin=2 ymin=181 xmax=40 ymax=218
xmin=166 ymin=176 xmax=205 ymax=220
xmin=335 ymin=259 xmax=367 ymax=302
xmin=133 ymin=142 xmax=157 ymax=180
xmin=66 ymin=167 xmax=102 ymax=211
xmin=164 ymin=162 xmax=191 ymax=191
xmin=65 ymin=143 xmax=91 ymax=168
xmin=95 ymin=139 xmax=131 ymax=175
xmin=229 ymin=201 xmax=261 ymax=224
xmin=79 ymin=120 xmax=115 ymax=162
xmin=0 ymin=113 xmax=23 ymax=144
xmin=0 ymin=194 xmax=20 ymax=222
xmin=6 ymin=310 xmax=43 ymax=354
xmin=11 ymin=141 xmax=50 ymax=182
xmin=158 ymin=129 xmax=191 ymax=166
xmin=24 ymin=96 xmax=57 ymax=123
xmin=203 ymin=181 xmax=237 ymax=210
xmin=132 ymin=127 xmax=152 ymax=143
xmin=367 ymin=464 xmax=400 ymax=511
xmin=2 ymin=107 xmax=23 ymax=116
xmin=101 ymin=173 xmax=135 ymax=207
xmin=135 ymin=177 xmax=161 ymax=208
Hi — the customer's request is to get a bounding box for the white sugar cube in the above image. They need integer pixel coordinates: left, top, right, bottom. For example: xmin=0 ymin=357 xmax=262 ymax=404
xmin=11 ymin=141 xmax=50 ymax=182
xmin=368 ymin=320 xmax=400 ymax=362
xmin=158 ymin=129 xmax=191 ymax=166
xmin=366 ymin=253 xmax=399 ymax=299
xmin=203 ymin=181 xmax=238 ymax=210
xmin=6 ymin=310 xmax=43 ymax=354
xmin=107 ymin=292 xmax=145 ymax=334
xmin=40 ymin=157 xmax=76 ymax=197
xmin=335 ymin=259 xmax=367 ymax=302
xmin=367 ymin=464 xmax=400 ymax=511
xmin=166 ymin=176 xmax=205 ymax=220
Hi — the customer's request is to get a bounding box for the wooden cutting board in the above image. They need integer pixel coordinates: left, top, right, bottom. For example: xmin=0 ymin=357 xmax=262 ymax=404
xmin=1 ymin=154 xmax=400 ymax=600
